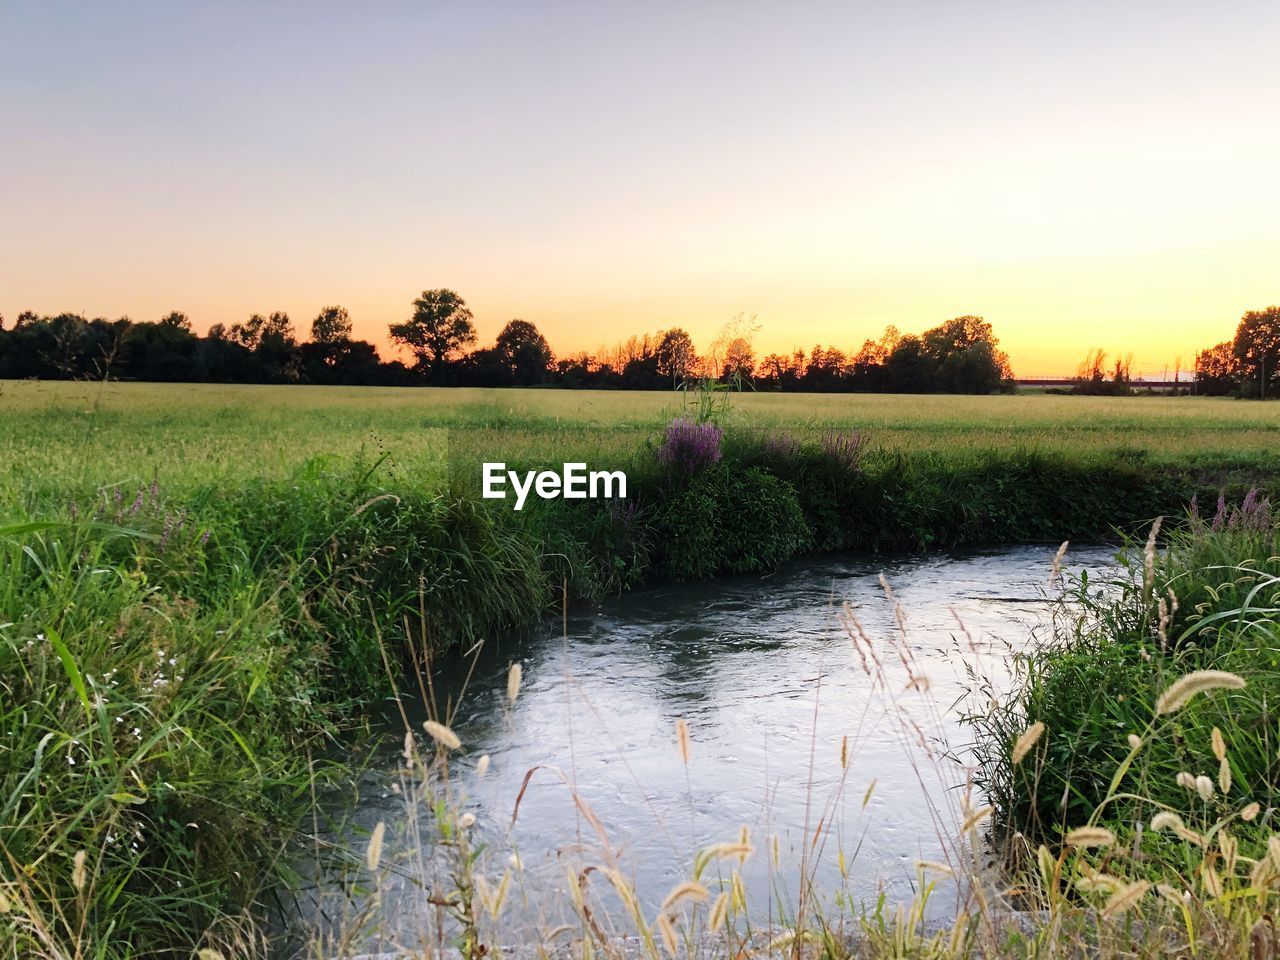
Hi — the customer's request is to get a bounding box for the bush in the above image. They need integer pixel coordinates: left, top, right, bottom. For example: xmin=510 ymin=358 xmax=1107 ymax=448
xmin=0 ymin=518 xmax=332 ymax=955
xmin=656 ymin=418 xmax=723 ymax=476
xmin=736 ymin=431 xmax=875 ymax=551
xmin=971 ymin=508 xmax=1280 ymax=849
xmin=651 ymin=466 xmax=811 ymax=579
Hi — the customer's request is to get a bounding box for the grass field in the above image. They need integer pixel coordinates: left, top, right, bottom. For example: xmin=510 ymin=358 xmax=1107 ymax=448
xmin=3 ymin=378 xmax=1280 ymax=958
xmin=3 ymin=380 xmax=1279 ymax=507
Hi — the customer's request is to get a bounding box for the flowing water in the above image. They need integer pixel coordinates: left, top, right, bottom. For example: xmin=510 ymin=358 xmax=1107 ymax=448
xmin=301 ymin=543 xmax=1119 ymax=951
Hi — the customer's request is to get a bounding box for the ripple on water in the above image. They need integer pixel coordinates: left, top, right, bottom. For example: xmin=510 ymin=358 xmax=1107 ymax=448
xmin=301 ymin=542 xmax=1120 ymax=947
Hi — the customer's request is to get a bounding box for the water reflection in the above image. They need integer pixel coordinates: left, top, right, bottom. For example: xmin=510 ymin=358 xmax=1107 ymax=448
xmin=304 ymin=543 xmax=1117 ymax=949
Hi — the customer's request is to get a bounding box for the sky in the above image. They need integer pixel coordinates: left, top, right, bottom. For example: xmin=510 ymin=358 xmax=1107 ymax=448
xmin=2 ymin=1 xmax=1277 ymax=378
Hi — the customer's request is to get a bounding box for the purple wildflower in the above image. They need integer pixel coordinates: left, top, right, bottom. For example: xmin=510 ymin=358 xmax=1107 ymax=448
xmin=762 ymin=431 xmax=801 ymax=461
xmin=820 ymin=429 xmax=867 ymax=472
xmin=657 ymin=418 xmax=722 ymax=476
xmin=610 ymin=498 xmax=639 ymax=525
xmin=1226 ymin=487 xmax=1273 ymax=534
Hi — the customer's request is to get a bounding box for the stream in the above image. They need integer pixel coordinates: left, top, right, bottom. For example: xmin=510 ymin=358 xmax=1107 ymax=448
xmin=299 ymin=542 xmax=1119 ymax=952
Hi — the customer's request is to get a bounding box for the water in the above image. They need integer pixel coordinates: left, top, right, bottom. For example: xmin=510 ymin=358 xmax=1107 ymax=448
xmin=300 ymin=543 xmax=1118 ymax=950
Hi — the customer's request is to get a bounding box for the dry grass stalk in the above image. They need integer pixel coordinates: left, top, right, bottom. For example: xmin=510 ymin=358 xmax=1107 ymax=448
xmin=1155 ymin=670 xmax=1247 ymax=715
xmin=423 ymin=719 xmax=462 ymax=750
xmin=1011 ymin=721 xmax=1045 ymax=764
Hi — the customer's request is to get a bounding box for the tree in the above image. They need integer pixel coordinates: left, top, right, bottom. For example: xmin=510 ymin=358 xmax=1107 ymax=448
xmin=757 ymin=353 xmax=790 ymax=389
xmin=883 ymin=335 xmax=934 ymax=392
xmin=493 ymin=319 xmax=552 ymax=385
xmin=261 ymin=311 xmax=295 ymax=345
xmin=1233 ymin=306 xmax=1280 ymax=399
xmin=849 ymin=327 xmax=900 ymax=391
xmin=921 ymin=315 xmax=1012 ymax=393
xmin=124 ymin=318 xmax=197 ymax=381
xmin=229 ymin=314 xmax=266 ymax=349
xmin=311 ymin=305 xmax=352 ymax=345
xmin=160 ymin=311 xmax=192 ymax=332
xmin=1075 ymin=348 xmax=1108 ymax=389
xmin=228 ymin=312 xmax=294 ymax=351
xmin=1195 ymin=341 xmax=1238 ymax=396
xmin=555 ymin=353 xmax=599 ymax=388
xmin=1072 ymin=348 xmax=1132 ymax=396
xmin=707 ymin=313 xmax=760 ymax=383
xmin=722 ymin=337 xmax=755 ymax=384
xmin=803 ymin=345 xmax=848 ymax=391
xmin=389 ymin=289 xmax=476 ymax=383
xmin=256 ymin=312 xmax=300 ymax=382
xmin=654 ymin=328 xmax=698 ymax=388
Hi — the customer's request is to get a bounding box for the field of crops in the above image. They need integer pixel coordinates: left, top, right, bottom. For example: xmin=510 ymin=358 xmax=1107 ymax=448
xmin=4 ymin=380 xmax=1279 ymax=507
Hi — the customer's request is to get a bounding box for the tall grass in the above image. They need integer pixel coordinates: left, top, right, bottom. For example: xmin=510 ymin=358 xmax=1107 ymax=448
xmin=306 ymin=513 xmax=1280 ymax=960
xmin=972 ymin=497 xmax=1280 ymax=882
xmin=4 ymin=382 xmax=1280 ymax=956
xmin=0 ymin=465 xmax=551 ymax=957
xmin=0 ymin=516 xmax=327 ymax=956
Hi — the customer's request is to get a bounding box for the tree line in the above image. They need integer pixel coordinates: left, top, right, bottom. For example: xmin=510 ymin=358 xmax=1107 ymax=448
xmin=0 ymin=290 xmax=1015 ymax=393
xmin=2 ymin=290 xmax=1273 ymax=397
xmin=1194 ymin=307 xmax=1280 ymax=399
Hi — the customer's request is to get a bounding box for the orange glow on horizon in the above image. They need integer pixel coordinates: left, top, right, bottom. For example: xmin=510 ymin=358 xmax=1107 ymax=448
xmin=2 ymin=3 xmax=1276 ymax=380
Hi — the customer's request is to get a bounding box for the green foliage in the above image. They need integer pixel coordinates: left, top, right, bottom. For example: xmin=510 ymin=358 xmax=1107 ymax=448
xmin=0 ymin=459 xmax=555 ymax=955
xmin=200 ymin=461 xmax=548 ymax=700
xmin=651 ymin=466 xmax=812 ymax=579
xmin=0 ymin=518 xmax=333 ymax=956
xmin=514 ymin=494 xmax=655 ymax=602
xmin=3 ymin=384 xmax=1280 ymax=956
xmin=734 ymin=432 xmax=875 ymax=551
xmin=734 ymin=434 xmax=1203 ymax=553
xmin=972 ymin=518 xmax=1280 ymax=849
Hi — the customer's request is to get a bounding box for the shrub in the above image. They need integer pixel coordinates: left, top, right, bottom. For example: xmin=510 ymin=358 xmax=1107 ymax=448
xmin=819 ymin=428 xmax=867 ymax=472
xmin=732 ymin=429 xmax=876 ymax=551
xmin=651 ymin=466 xmax=811 ymax=579
xmin=656 ymin=418 xmax=722 ymax=476
xmin=971 ymin=507 xmax=1280 ymax=848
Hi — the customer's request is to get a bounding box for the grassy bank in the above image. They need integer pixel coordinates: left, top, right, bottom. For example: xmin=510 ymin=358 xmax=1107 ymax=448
xmin=965 ymin=500 xmax=1280 ymax=953
xmin=3 ymin=382 xmax=1280 ymax=956
xmin=972 ymin=497 xmax=1280 ymax=845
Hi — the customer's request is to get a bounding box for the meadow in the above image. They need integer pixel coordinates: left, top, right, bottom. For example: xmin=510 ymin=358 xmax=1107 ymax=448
xmin=2 ymin=379 xmax=1279 ymax=958
xmin=4 ymin=381 xmax=1280 ymax=504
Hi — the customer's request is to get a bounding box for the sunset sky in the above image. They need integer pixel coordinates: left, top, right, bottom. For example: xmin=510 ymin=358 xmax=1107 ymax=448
xmin=3 ymin=2 xmax=1277 ymax=378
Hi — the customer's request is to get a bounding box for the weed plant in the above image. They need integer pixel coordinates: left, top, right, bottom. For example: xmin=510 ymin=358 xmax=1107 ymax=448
xmin=973 ymin=497 xmax=1280 ymax=873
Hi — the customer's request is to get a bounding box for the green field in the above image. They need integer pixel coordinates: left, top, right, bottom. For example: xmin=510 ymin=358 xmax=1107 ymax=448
xmin=4 ymin=379 xmax=1280 ymax=958
xmin=4 ymin=380 xmax=1279 ymax=506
